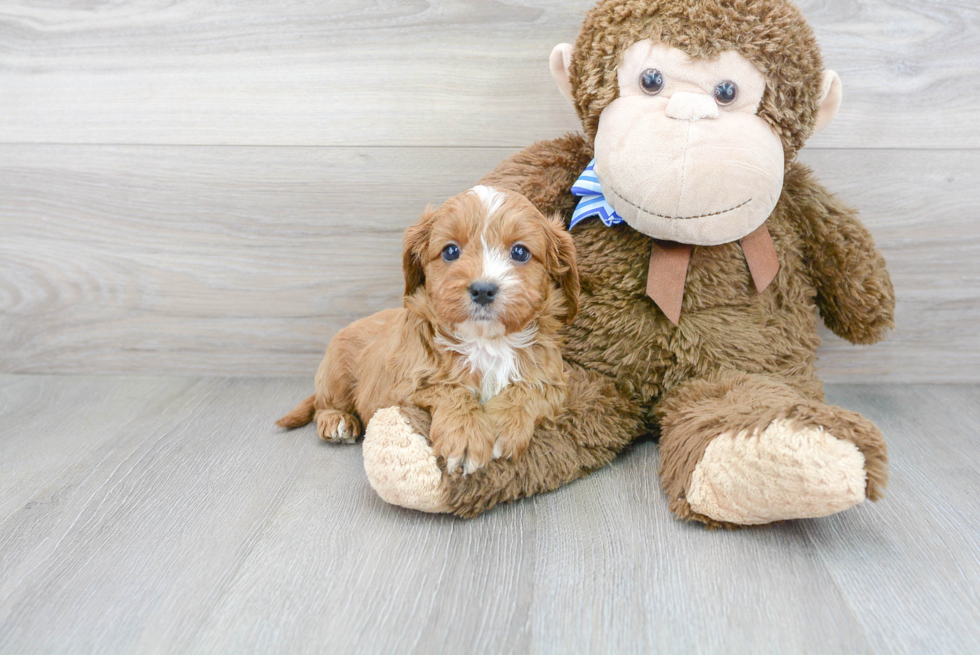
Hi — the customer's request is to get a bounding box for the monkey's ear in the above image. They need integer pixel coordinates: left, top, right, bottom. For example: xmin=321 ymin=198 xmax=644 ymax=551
xmin=813 ymin=70 xmax=843 ymax=136
xmin=550 ymin=44 xmax=575 ymax=105
xmin=403 ymin=207 xmax=435 ymax=297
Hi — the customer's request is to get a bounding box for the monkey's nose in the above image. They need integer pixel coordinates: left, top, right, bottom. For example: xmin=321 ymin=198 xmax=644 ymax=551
xmin=666 ymin=92 xmax=719 ymax=121
xmin=468 ymin=281 xmax=498 ymax=306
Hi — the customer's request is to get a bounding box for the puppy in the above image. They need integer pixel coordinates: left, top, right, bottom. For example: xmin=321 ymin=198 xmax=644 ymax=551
xmin=277 ymin=186 xmax=579 ymax=474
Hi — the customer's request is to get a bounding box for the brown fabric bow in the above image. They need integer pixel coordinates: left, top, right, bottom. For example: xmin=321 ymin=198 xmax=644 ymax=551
xmin=645 ymin=223 xmax=780 ymax=325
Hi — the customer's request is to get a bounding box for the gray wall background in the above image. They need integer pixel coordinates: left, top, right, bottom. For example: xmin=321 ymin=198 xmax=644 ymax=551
xmin=1 ymin=0 xmax=977 ymax=381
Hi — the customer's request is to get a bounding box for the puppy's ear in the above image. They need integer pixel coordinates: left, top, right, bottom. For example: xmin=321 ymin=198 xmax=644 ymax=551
xmin=543 ymin=214 xmax=580 ymax=324
xmin=403 ymin=206 xmax=436 ymax=297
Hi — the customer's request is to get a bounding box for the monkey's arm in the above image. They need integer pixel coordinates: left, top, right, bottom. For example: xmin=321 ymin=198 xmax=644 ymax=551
xmin=479 ymin=133 xmax=594 ymax=219
xmin=792 ymin=167 xmax=895 ymax=345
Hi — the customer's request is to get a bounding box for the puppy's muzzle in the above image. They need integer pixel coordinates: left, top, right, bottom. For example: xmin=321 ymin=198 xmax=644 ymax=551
xmin=468 ymin=281 xmax=498 ymax=306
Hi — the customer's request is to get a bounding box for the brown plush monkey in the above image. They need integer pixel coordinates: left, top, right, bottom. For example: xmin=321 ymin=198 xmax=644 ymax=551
xmin=360 ymin=0 xmax=896 ymax=526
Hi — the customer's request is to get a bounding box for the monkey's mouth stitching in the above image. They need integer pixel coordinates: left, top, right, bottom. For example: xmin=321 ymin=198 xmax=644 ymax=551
xmin=608 ymin=187 xmax=752 ymax=220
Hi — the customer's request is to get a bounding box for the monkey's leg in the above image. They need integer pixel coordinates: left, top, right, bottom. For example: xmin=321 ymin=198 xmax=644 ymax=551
xmin=362 ymin=365 xmax=644 ymax=517
xmin=657 ymin=371 xmax=888 ymax=527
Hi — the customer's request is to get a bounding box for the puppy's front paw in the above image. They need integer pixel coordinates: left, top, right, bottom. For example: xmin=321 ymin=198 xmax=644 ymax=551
xmin=490 ymin=412 xmax=535 ymax=461
xmin=492 ymin=433 xmax=532 ymax=461
xmin=430 ymin=410 xmax=495 ymax=476
xmin=315 ymin=409 xmax=362 ymax=444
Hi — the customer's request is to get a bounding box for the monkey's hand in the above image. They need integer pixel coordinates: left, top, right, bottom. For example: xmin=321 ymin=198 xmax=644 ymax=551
xmin=795 ymin=167 xmax=895 ymax=345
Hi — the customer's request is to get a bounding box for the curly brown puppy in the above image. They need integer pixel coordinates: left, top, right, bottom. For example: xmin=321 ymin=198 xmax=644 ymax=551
xmin=278 ymin=186 xmax=579 ymax=475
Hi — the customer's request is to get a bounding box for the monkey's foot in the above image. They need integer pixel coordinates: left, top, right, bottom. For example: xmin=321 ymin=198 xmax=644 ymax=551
xmin=685 ymin=419 xmax=868 ymax=525
xmin=362 ymin=407 xmax=451 ymax=513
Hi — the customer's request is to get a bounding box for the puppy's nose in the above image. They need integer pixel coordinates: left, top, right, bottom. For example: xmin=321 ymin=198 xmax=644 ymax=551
xmin=468 ymin=281 xmax=498 ymax=306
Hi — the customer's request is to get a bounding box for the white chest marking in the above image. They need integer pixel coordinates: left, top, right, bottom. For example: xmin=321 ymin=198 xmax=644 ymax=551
xmin=437 ymin=325 xmax=537 ymax=403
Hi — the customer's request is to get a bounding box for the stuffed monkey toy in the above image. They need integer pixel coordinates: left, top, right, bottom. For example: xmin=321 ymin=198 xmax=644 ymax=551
xmin=360 ymin=0 xmax=895 ymax=526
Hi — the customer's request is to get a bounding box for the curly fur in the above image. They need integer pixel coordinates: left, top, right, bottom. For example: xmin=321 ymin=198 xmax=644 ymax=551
xmin=457 ymin=130 xmax=894 ymax=524
xmin=356 ymin=0 xmax=896 ymax=525
xmin=429 ymin=0 xmax=896 ymax=522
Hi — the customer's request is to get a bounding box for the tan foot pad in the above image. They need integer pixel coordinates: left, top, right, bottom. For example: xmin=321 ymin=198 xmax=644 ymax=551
xmin=362 ymin=407 xmax=450 ymax=513
xmin=687 ymin=419 xmax=867 ymax=525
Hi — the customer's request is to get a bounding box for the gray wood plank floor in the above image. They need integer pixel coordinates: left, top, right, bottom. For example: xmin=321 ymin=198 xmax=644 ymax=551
xmin=1 ymin=376 xmax=978 ymax=654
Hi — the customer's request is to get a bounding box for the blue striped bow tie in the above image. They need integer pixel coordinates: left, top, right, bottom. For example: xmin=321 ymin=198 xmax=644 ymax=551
xmin=570 ymin=159 xmax=624 ymax=229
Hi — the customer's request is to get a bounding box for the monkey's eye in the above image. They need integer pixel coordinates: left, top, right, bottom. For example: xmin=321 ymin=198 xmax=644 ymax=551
xmin=442 ymin=244 xmax=460 ymax=262
xmin=510 ymin=244 xmax=531 ymax=263
xmin=714 ymin=80 xmax=738 ymax=106
xmin=639 ymin=68 xmax=665 ymax=96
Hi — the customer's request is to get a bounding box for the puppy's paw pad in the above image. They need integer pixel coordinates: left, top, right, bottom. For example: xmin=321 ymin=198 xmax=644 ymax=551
xmin=315 ymin=410 xmax=361 ymax=443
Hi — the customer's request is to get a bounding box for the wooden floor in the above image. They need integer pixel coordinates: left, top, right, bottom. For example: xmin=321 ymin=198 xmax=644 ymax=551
xmin=0 ymin=376 xmax=977 ymax=654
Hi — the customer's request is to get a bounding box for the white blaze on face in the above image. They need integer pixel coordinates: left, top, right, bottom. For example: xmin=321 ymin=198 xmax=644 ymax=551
xmin=468 ymin=185 xmax=517 ymax=305
xmin=479 ymin=238 xmax=517 ymax=299
xmin=469 ymin=185 xmax=506 ymax=218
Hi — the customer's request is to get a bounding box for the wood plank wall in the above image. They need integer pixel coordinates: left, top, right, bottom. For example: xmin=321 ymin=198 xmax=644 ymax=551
xmin=1 ymin=0 xmax=978 ymax=382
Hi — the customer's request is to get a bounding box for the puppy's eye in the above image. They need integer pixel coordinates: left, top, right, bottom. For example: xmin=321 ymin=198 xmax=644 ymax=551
xmin=640 ymin=68 xmax=664 ymax=96
xmin=442 ymin=244 xmax=461 ymax=262
xmin=510 ymin=244 xmax=531 ymax=263
xmin=442 ymin=244 xmax=460 ymax=262
xmin=714 ymin=80 xmax=738 ymax=106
